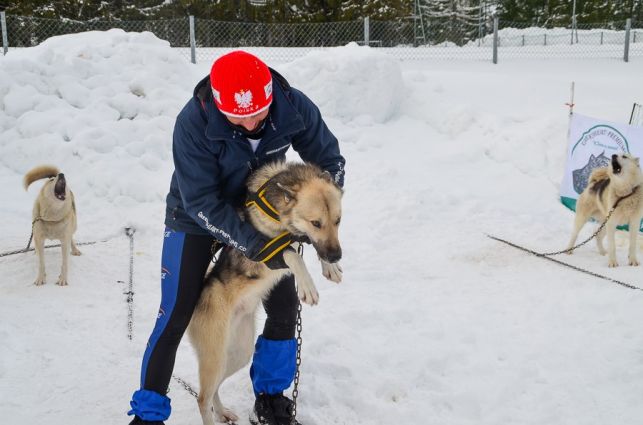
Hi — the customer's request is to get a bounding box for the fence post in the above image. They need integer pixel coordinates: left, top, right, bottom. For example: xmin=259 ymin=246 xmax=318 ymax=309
xmin=189 ymin=15 xmax=196 ymax=64
xmin=1 ymin=11 xmax=8 ymax=56
xmin=363 ymin=16 xmax=369 ymax=46
xmin=492 ymin=16 xmax=498 ymax=64
xmin=624 ymin=18 xmax=631 ymax=63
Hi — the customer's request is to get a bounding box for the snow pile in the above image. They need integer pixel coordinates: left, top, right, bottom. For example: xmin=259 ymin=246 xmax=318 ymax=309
xmin=281 ymin=43 xmax=404 ymax=124
xmin=0 ymin=29 xmax=203 ymax=239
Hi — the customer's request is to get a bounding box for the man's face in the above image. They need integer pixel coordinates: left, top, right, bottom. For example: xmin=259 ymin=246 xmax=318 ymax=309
xmin=224 ymin=109 xmax=270 ymax=133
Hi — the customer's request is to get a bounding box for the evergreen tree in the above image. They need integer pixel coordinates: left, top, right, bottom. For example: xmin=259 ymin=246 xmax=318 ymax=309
xmin=498 ymin=0 xmax=548 ymax=25
xmin=3 ymin=0 xmax=639 ymax=26
xmin=421 ymin=0 xmax=486 ymax=44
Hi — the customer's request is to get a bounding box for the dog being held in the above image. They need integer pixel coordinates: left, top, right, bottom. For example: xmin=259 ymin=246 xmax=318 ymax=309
xmin=567 ymin=153 xmax=643 ymax=267
xmin=188 ymin=161 xmax=343 ymax=425
xmin=24 ymin=165 xmax=81 ymax=286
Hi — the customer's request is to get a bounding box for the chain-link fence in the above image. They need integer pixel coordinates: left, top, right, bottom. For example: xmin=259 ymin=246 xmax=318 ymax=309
xmin=489 ymin=20 xmax=643 ymax=60
xmin=192 ymin=19 xmax=363 ymax=63
xmin=3 ymin=14 xmax=190 ymax=48
xmin=1 ymin=13 xmax=642 ymax=63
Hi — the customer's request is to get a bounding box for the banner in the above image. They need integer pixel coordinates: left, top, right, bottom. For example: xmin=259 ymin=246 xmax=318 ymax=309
xmin=560 ymin=113 xmax=643 ymax=231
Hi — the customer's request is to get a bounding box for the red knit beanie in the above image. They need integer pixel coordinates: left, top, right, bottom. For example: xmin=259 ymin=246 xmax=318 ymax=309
xmin=210 ymin=51 xmax=273 ymax=117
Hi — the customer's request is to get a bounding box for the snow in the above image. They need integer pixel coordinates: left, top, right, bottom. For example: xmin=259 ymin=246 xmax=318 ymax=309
xmin=1 ymin=29 xmax=643 ymax=425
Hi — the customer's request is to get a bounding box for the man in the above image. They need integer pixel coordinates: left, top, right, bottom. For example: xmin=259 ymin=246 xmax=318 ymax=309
xmin=127 ymin=51 xmax=345 ymax=425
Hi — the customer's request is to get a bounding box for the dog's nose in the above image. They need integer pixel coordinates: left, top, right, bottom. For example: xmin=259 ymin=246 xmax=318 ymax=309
xmin=326 ymin=251 xmax=342 ymax=264
xmin=612 ymin=154 xmax=618 ymax=160
xmin=58 ymin=173 xmax=65 ymax=178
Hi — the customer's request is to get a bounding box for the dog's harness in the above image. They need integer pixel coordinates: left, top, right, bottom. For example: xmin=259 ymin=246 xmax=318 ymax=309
xmin=244 ymin=178 xmax=298 ymax=264
xmin=245 ymin=179 xmax=281 ymax=223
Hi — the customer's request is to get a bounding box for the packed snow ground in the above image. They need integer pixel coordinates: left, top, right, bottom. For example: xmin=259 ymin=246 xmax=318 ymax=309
xmin=1 ymin=30 xmax=643 ymax=425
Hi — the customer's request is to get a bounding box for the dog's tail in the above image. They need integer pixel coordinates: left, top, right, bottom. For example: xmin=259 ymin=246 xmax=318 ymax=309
xmin=23 ymin=165 xmax=60 ymax=190
xmin=588 ymin=167 xmax=610 ymax=185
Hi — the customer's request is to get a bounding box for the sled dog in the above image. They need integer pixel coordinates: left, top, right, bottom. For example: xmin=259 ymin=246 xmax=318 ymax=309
xmin=24 ymin=165 xmax=81 ymax=286
xmin=567 ymin=153 xmax=643 ymax=267
xmin=188 ymin=161 xmax=343 ymax=425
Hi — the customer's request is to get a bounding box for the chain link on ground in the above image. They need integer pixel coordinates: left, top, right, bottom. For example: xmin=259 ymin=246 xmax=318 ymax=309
xmin=487 ymin=234 xmax=643 ymax=292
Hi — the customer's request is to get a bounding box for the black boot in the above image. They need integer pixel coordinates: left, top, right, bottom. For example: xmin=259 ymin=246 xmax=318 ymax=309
xmin=128 ymin=416 xmax=165 ymax=425
xmin=249 ymin=393 xmax=301 ymax=425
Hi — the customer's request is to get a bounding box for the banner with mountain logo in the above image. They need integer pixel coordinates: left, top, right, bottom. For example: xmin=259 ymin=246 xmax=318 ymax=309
xmin=560 ymin=113 xmax=643 ymax=231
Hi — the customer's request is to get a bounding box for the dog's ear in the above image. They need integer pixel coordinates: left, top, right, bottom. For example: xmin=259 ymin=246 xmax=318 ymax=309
xmin=276 ymin=182 xmax=297 ymax=203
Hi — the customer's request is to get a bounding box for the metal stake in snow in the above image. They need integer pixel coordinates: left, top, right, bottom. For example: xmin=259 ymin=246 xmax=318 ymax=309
xmin=124 ymin=227 xmax=136 ymax=340
xmin=566 ymin=81 xmax=575 ymax=116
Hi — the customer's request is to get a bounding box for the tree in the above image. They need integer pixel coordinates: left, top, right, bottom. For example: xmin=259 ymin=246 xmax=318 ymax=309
xmin=421 ymin=0 xmax=487 ymax=45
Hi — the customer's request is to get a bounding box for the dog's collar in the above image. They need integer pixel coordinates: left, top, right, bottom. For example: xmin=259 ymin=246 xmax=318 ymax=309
xmin=245 ymin=179 xmax=281 ymax=223
xmin=613 ymin=185 xmax=640 ymax=209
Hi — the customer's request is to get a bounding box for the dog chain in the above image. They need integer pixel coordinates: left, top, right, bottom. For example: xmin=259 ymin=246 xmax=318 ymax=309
xmin=290 ymin=242 xmax=305 ymax=425
xmin=528 ymin=186 xmax=640 ymax=257
xmin=487 ymin=234 xmax=643 ymax=291
xmin=0 ymin=218 xmax=99 ymax=258
xmin=486 ymin=188 xmax=643 ymax=292
xmin=172 ymin=374 xmax=199 ymax=399
xmin=124 ymin=227 xmax=136 ymax=340
xmin=0 ymin=240 xmax=100 ymax=258
xmin=291 ymin=301 xmax=303 ymax=425
xmin=536 ymin=206 xmax=617 ymax=256
xmin=170 ymin=375 xmax=237 ymax=425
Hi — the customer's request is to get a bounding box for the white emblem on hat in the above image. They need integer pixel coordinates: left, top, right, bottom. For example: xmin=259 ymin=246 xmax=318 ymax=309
xmin=212 ymin=88 xmax=221 ymax=103
xmin=264 ymin=81 xmax=273 ymax=99
xmin=235 ymin=90 xmax=253 ymax=109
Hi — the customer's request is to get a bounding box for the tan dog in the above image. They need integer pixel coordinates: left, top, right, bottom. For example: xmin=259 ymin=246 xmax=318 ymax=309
xmin=188 ymin=161 xmax=343 ymax=425
xmin=567 ymin=153 xmax=643 ymax=267
xmin=24 ymin=165 xmax=81 ymax=286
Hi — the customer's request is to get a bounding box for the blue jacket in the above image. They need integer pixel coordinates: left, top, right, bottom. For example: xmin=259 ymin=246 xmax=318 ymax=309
xmin=164 ymin=71 xmax=345 ymax=259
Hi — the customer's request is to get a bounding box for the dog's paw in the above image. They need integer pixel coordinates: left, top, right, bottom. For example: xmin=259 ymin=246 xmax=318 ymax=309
xmin=565 ymin=250 xmax=574 ymax=255
xmin=71 ymin=248 xmax=82 ymax=256
xmin=321 ymin=260 xmax=342 ymax=283
xmin=297 ymin=276 xmax=319 ymax=306
xmin=629 ymin=256 xmax=640 ymax=266
xmin=298 ymin=286 xmax=319 ymax=306
xmin=608 ymin=259 xmax=619 ymax=268
xmin=34 ymin=276 xmax=46 ymax=286
xmin=56 ymin=277 xmax=69 ymax=286
xmin=215 ymin=408 xmax=238 ymax=423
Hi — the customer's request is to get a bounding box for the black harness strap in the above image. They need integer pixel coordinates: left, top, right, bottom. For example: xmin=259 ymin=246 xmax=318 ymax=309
xmin=253 ymin=231 xmax=293 ymax=263
xmin=245 ymin=179 xmax=281 ymax=223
